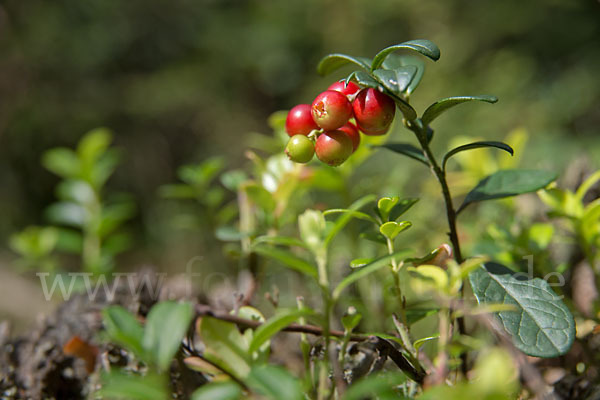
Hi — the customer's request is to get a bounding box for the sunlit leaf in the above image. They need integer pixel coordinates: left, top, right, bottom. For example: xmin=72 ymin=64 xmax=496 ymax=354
xmin=371 ymin=39 xmax=441 ymax=70
xmin=421 ymin=95 xmax=498 ymax=126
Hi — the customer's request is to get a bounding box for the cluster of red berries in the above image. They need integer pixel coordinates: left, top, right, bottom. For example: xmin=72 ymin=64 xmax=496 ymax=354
xmin=284 ymin=82 xmax=396 ymax=166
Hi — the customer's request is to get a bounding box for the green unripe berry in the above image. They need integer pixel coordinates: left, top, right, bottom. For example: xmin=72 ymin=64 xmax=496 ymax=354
xmin=285 ymin=135 xmax=315 ymax=163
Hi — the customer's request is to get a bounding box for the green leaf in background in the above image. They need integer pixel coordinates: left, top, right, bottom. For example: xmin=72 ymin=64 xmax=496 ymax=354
xmin=342 ymin=372 xmax=407 ymax=400
xmin=102 ymin=306 xmax=145 ymax=359
xmin=45 ymin=202 xmax=88 ymax=227
xmin=247 ymin=365 xmax=303 ymax=400
xmin=323 ymin=208 xmax=378 ymax=224
xmin=389 ymin=198 xmax=419 ymax=221
xmin=469 ymin=262 xmax=575 ymax=357
xmin=350 ymin=258 xmax=373 ymax=268
xmin=421 ymin=95 xmax=498 ymax=126
xmin=377 ymin=143 xmax=428 ymax=166
xmin=252 ymin=235 xmax=309 ymax=249
xmin=379 ymin=221 xmax=412 ymax=240
xmin=142 ymin=301 xmax=193 ymax=371
xmin=198 ymin=317 xmax=251 ymax=378
xmin=192 ymin=382 xmax=242 ymax=400
xmin=442 ymin=141 xmax=514 ymax=171
xmin=371 ymin=39 xmax=441 ymax=70
xmin=42 ymin=148 xmax=81 ymax=179
xmin=373 ymin=66 xmax=418 ymax=95
xmin=458 ymin=169 xmax=557 ymax=213
xmin=324 ymin=194 xmax=376 ymax=247
xmin=317 ymin=53 xmax=371 ymax=75
xmin=248 ymin=308 xmax=314 ymax=354
xmin=99 ymin=371 xmax=168 ymax=400
xmin=77 ymin=128 xmax=112 ymax=165
xmin=333 ymin=250 xmax=412 ymax=300
xmin=252 ymin=245 xmax=317 ymax=278
xmin=341 ymin=307 xmax=362 ymax=331
xmin=377 ymin=196 xmax=399 ymax=221
xmin=381 ymin=54 xmax=425 ymax=95
xmin=55 ymin=179 xmax=95 ymax=203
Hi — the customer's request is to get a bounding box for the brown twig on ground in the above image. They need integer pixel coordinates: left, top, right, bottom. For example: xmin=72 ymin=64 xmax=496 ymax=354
xmin=195 ymin=304 xmax=367 ymax=341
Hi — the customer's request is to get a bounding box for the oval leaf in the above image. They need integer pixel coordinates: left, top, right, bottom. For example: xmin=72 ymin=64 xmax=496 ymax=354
xmin=442 ymin=141 xmax=514 ymax=171
xmin=377 ymin=143 xmax=428 ymax=166
xmin=371 ymin=39 xmax=441 ymax=70
xmin=458 ymin=169 xmax=557 ymax=213
xmin=247 ymin=365 xmax=303 ymax=400
xmin=469 ymin=262 xmax=575 ymax=357
xmin=379 ymin=221 xmax=412 ymax=240
xmin=317 ymin=54 xmax=371 ymax=76
xmin=373 ymin=66 xmax=418 ymax=95
xmin=421 ymin=95 xmax=498 ymax=126
xmin=381 ymin=54 xmax=425 ymax=95
xmin=333 ymin=250 xmax=412 ymax=300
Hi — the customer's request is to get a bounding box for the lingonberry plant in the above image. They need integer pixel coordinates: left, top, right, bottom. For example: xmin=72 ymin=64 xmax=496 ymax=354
xmin=15 ymin=40 xmax=585 ymax=399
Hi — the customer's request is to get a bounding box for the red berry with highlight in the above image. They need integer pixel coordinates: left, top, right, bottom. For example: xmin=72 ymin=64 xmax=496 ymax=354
xmin=285 ymin=104 xmax=318 ymax=137
xmin=352 ymin=88 xmax=396 ymax=136
xmin=327 ymin=81 xmax=361 ymax=98
xmin=315 ymin=130 xmax=353 ymax=167
xmin=311 ymin=90 xmax=352 ymax=131
xmin=338 ymin=122 xmax=360 ymax=152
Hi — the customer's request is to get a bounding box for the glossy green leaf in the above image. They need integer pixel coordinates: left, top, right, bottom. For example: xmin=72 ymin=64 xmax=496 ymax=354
xmin=421 ymin=95 xmax=498 ymax=126
xmin=248 ymin=309 xmax=313 ymax=354
xmin=253 ymin=245 xmax=317 ymax=278
xmin=391 ymin=96 xmax=417 ymax=120
xmin=377 ymin=143 xmax=428 ymax=166
xmin=469 ymin=262 xmax=575 ymax=357
xmin=379 ymin=221 xmax=412 ymax=240
xmin=143 ymin=301 xmax=194 ymax=371
xmin=346 ymin=70 xmax=381 ymax=89
xmin=317 ymin=54 xmax=371 ymax=76
xmin=371 ymin=39 xmax=441 ymax=70
xmin=333 ymin=250 xmax=412 ymax=300
xmin=100 ymin=371 xmax=168 ymax=400
xmin=377 ymin=197 xmax=399 ymax=221
xmin=247 ymin=365 xmax=303 ymax=400
xmin=373 ymin=66 xmax=418 ymax=95
xmin=381 ymin=54 xmax=425 ymax=95
xmin=192 ymin=382 xmax=242 ymax=400
xmin=442 ymin=141 xmax=514 ymax=171
xmin=350 ymin=258 xmax=374 ymax=268
xmin=102 ymin=306 xmax=145 ymax=359
xmin=458 ymin=169 xmax=557 ymax=213
xmin=414 ymin=335 xmax=439 ymax=350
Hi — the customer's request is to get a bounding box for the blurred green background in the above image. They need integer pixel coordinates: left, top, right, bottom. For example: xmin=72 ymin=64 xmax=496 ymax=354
xmin=1 ymin=0 xmax=599 ymax=269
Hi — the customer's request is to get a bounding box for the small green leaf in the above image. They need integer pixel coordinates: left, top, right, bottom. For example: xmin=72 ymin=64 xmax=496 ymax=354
xmin=198 ymin=317 xmax=251 ymax=378
xmin=377 ymin=197 xmax=399 ymax=221
xmin=248 ymin=308 xmax=314 ymax=354
xmin=382 ymin=54 xmax=425 ymax=95
xmin=458 ymin=169 xmax=557 ymax=213
xmin=469 ymin=262 xmax=575 ymax=357
xmin=333 ymin=250 xmax=412 ymax=300
xmin=102 ymin=306 xmax=145 ymax=358
xmin=377 ymin=143 xmax=428 ymax=166
xmin=78 ymin=128 xmax=112 ymax=164
xmin=379 ymin=221 xmax=412 ymax=240
xmin=143 ymin=301 xmax=193 ymax=371
xmin=323 ymin=209 xmax=378 ymax=224
xmin=373 ymin=66 xmax=418 ymax=95
xmin=243 ymin=183 xmax=275 ymax=212
xmin=346 ymin=70 xmax=381 ymax=89
xmin=192 ymin=382 xmax=242 ymax=400
xmin=252 ymin=235 xmax=309 ymax=249
xmin=371 ymin=39 xmax=441 ymax=70
xmin=317 ymin=54 xmax=371 ymax=76
xmin=253 ymin=245 xmax=317 ymax=279
xmin=45 ymin=202 xmax=88 ymax=227
xmin=421 ymin=95 xmax=498 ymax=126
xmin=443 ymin=141 xmax=513 ymax=171
xmin=359 ymin=230 xmax=387 ymax=244
xmin=247 ymin=365 xmax=303 ymax=400
xmin=414 ymin=335 xmax=439 ymax=350
xmin=42 ymin=148 xmax=81 ymax=178
xmin=55 ymin=179 xmax=95 ymax=203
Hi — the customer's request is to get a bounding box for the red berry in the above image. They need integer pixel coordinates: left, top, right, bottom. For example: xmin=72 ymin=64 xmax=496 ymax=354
xmin=285 ymin=104 xmax=318 ymax=137
xmin=311 ymin=90 xmax=352 ymax=131
xmin=285 ymin=135 xmax=314 ymax=163
xmin=315 ymin=130 xmax=353 ymax=167
xmin=352 ymin=88 xmax=396 ymax=136
xmin=327 ymin=81 xmax=361 ymax=98
xmin=338 ymin=122 xmax=360 ymax=152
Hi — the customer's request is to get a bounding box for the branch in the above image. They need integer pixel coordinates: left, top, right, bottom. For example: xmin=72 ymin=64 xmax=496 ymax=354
xmin=195 ymin=304 xmax=367 ymax=342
